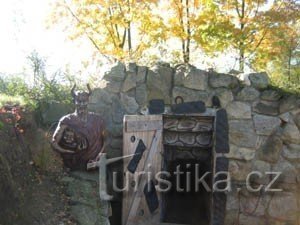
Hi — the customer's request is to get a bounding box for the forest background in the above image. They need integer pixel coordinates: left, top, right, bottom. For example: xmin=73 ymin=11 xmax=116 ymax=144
xmin=0 ymin=0 xmax=299 ymax=108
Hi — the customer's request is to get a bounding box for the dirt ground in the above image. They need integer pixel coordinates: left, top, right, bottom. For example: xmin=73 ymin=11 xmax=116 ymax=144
xmin=14 ymin=169 xmax=77 ymax=225
xmin=0 ymin=107 xmax=77 ymax=225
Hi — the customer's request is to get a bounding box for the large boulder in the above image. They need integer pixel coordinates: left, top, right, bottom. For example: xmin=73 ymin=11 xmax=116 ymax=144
xmin=209 ymin=72 xmax=239 ymax=89
xmin=99 ymin=79 xmax=123 ymax=94
xmin=279 ymin=112 xmax=292 ymax=123
xmin=172 ymin=86 xmax=210 ymax=105
xmin=111 ymin=96 xmax=126 ymax=124
xmin=135 ymin=83 xmax=147 ymax=106
xmin=103 ymin=62 xmax=126 ymax=82
xmin=122 ymin=72 xmax=136 ymax=92
xmin=174 ymin=65 xmax=208 ymax=90
xmin=89 ymin=88 xmax=112 ymax=105
xmin=227 ymin=145 xmax=255 ymax=161
xmin=214 ymin=88 xmax=234 ymax=108
xmin=294 ymin=113 xmax=300 ymax=129
xmin=136 ymin=66 xmax=147 ymax=84
xmin=253 ymin=114 xmax=281 ymax=135
xmin=229 ymin=120 xmax=259 ymax=148
xmin=281 ymin=121 xmax=300 ymax=145
xmin=248 ymin=72 xmax=269 ymax=90
xmin=147 ymin=65 xmax=173 ymax=104
xmin=279 ymin=95 xmax=300 ymax=114
xmin=252 ymin=100 xmax=279 ymax=116
xmin=226 ymin=101 xmax=252 ymax=119
xmin=120 ymin=93 xmax=139 ymax=114
xmin=126 ymin=62 xmax=137 ymax=73
xmin=236 ymin=86 xmax=260 ymax=101
xmin=261 ymin=89 xmax=282 ymax=101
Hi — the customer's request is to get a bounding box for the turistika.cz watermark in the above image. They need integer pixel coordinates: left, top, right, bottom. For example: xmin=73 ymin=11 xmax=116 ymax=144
xmin=111 ymin=163 xmax=283 ymax=193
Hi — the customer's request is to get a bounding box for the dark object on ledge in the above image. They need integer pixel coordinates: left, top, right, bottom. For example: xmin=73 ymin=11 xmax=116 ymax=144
xmin=149 ymin=99 xmax=165 ymax=114
xmin=212 ymin=96 xmax=221 ymax=108
xmin=171 ymin=96 xmax=206 ymax=114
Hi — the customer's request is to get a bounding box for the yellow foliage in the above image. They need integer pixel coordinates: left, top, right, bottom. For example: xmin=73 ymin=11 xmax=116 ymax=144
xmin=48 ymin=0 xmax=300 ymax=68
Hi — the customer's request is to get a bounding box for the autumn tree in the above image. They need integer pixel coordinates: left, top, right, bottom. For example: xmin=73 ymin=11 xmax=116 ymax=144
xmin=49 ymin=0 xmax=299 ymax=71
xmin=50 ymin=0 xmax=235 ymax=64
xmin=49 ymin=0 xmax=165 ymax=62
xmin=161 ymin=0 xmax=233 ymax=63
xmin=253 ymin=1 xmax=300 ymax=76
xmin=258 ymin=18 xmax=300 ymax=91
xmin=215 ymin=0 xmax=300 ymax=72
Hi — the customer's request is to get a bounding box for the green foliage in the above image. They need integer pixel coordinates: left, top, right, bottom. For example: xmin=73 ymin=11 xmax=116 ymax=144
xmin=0 ymin=94 xmax=26 ymax=108
xmin=0 ymin=77 xmax=28 ymax=97
xmin=1 ymin=51 xmax=74 ymax=111
xmin=257 ymin=67 xmax=299 ymax=97
xmin=0 ymin=76 xmax=72 ymax=109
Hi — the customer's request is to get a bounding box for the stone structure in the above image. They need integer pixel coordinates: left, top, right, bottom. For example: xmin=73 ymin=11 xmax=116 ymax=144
xmin=88 ymin=62 xmax=300 ymax=225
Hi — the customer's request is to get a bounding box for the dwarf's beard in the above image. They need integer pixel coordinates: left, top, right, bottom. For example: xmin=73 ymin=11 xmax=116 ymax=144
xmin=76 ymin=106 xmax=88 ymax=118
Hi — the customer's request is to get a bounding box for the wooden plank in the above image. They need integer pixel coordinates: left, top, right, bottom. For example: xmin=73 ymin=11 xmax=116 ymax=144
xmin=124 ymin=115 xmax=162 ymax=122
xmin=126 ymin=130 xmax=162 ymax=224
xmin=126 ymin=119 xmax=162 ymax=132
xmin=123 ymin=115 xmax=163 ymax=225
xmin=123 ymin=130 xmax=154 ymax=225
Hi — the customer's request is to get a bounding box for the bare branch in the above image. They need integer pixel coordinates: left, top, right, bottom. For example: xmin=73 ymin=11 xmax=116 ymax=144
xmin=63 ymin=1 xmax=112 ymax=61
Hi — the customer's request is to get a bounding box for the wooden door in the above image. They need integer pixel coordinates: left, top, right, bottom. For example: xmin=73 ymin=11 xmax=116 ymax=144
xmin=122 ymin=115 xmax=163 ymax=225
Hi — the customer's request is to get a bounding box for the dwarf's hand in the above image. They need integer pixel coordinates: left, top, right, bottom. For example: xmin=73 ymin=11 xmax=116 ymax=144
xmin=78 ymin=138 xmax=88 ymax=151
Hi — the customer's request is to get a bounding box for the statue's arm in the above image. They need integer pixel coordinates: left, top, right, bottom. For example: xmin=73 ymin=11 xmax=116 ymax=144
xmin=51 ymin=124 xmax=75 ymax=154
xmin=101 ymin=129 xmax=111 ymax=154
xmin=94 ymin=129 xmax=111 ymax=161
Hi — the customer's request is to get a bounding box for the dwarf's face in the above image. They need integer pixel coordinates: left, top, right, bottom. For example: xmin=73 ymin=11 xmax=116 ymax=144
xmin=63 ymin=129 xmax=75 ymax=144
xmin=74 ymin=92 xmax=89 ymax=115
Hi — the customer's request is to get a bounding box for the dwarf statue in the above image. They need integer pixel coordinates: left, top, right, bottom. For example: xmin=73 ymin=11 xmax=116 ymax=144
xmin=51 ymin=84 xmax=107 ymax=170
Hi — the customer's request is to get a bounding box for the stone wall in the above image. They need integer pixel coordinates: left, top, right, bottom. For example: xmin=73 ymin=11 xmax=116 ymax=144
xmin=88 ymin=62 xmax=300 ymax=225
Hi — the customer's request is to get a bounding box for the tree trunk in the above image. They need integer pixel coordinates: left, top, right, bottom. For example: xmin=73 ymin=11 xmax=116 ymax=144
xmin=239 ymin=48 xmax=245 ymax=72
xmin=239 ymin=0 xmax=246 ymax=72
xmin=185 ymin=0 xmax=191 ymax=64
xmin=128 ymin=23 xmax=132 ymax=52
xmin=179 ymin=0 xmax=187 ymax=63
xmin=127 ymin=0 xmax=132 ymax=58
xmin=287 ymin=49 xmax=292 ymax=81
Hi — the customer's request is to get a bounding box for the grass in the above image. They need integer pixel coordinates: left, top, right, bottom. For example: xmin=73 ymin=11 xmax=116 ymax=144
xmin=0 ymin=94 xmax=36 ymax=110
xmin=0 ymin=94 xmax=27 ymax=108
